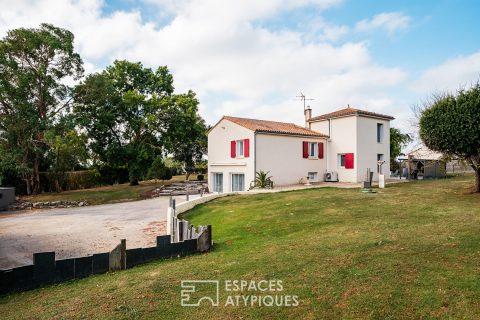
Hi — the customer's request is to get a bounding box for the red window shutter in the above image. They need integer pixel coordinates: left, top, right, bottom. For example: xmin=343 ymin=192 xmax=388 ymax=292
xmin=244 ymin=139 xmax=250 ymax=157
xmin=302 ymin=141 xmax=308 ymax=158
xmin=318 ymin=142 xmax=324 ymax=159
xmin=345 ymin=153 xmax=354 ymax=169
xmin=231 ymin=140 xmax=236 ymax=158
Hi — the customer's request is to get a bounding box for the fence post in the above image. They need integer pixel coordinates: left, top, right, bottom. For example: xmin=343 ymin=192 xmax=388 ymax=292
xmin=178 ymin=220 xmax=184 ymax=242
xmin=109 ymin=239 xmax=126 ymax=271
xmin=120 ymin=239 xmax=126 ymax=270
xmin=197 ymin=225 xmax=212 ymax=252
xmin=186 ymin=189 xmax=189 ymax=201
xmin=167 ymin=206 xmax=173 ymax=236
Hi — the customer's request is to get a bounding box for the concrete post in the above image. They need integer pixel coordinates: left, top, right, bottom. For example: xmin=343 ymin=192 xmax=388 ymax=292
xmin=379 ymin=174 xmax=385 ymax=188
xmin=167 ymin=207 xmax=173 ymax=235
xmin=197 ymin=225 xmax=212 ymax=252
xmin=109 ymin=239 xmax=127 ymax=271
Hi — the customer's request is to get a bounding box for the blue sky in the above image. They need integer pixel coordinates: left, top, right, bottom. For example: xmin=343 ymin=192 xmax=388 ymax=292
xmin=1 ymin=0 xmax=479 ymax=139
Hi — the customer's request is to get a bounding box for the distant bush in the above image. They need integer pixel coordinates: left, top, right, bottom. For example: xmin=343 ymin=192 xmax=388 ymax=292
xmin=96 ymin=166 xmax=130 ymax=185
xmin=40 ymin=170 xmax=102 ymax=192
xmin=148 ymin=158 xmax=173 ymax=183
xmin=197 ymin=174 xmax=204 ymax=181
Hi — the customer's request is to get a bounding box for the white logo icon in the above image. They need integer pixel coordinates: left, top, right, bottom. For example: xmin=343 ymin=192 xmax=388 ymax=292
xmin=181 ymin=280 xmax=220 ymax=307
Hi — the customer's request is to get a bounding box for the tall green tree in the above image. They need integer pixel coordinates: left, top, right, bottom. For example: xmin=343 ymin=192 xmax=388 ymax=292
xmin=74 ymin=60 xmax=207 ymax=185
xmin=162 ymin=91 xmax=207 ymax=180
xmin=0 ymin=24 xmax=83 ymax=194
xmin=419 ymin=84 xmax=480 ymax=192
xmin=390 ymin=127 xmax=412 ymax=171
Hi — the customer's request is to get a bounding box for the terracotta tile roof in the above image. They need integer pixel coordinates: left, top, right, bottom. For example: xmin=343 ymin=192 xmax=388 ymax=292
xmin=309 ymin=107 xmax=394 ymax=121
xmin=222 ymin=116 xmax=328 ymax=137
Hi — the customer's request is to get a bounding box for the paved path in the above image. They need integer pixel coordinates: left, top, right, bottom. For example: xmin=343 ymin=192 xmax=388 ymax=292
xmin=0 ymin=195 xmax=200 ymax=269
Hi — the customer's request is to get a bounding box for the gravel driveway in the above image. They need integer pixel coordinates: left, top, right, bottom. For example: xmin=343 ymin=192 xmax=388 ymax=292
xmin=0 ymin=195 xmax=200 ymax=269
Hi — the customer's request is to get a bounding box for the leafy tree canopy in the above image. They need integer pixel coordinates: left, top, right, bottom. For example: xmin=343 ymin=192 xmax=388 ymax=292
xmin=419 ymin=84 xmax=480 ymax=192
xmin=74 ymin=60 xmax=207 ymax=185
xmin=0 ymin=23 xmax=83 ymax=194
xmin=390 ymin=127 xmax=412 ymax=171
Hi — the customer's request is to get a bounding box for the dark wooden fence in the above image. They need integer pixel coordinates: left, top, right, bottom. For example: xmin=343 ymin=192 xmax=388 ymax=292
xmin=0 ymin=226 xmax=212 ymax=295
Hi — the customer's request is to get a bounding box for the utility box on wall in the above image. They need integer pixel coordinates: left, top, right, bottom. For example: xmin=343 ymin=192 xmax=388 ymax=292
xmin=0 ymin=187 xmax=15 ymax=208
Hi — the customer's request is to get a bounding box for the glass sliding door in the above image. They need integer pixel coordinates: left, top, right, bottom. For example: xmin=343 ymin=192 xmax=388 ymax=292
xmin=231 ymin=173 xmax=245 ymax=192
xmin=212 ymin=173 xmax=223 ymax=193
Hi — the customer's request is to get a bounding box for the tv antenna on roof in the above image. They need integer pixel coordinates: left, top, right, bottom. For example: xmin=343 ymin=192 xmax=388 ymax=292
xmin=295 ymin=92 xmax=314 ymax=112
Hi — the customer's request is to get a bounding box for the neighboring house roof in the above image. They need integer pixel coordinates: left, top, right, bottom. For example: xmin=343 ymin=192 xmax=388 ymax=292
xmin=216 ymin=116 xmax=328 ymax=137
xmin=308 ymin=107 xmax=395 ymax=122
xmin=406 ymin=146 xmax=444 ymax=161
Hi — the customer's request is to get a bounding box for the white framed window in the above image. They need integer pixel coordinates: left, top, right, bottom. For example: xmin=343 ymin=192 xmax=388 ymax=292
xmin=377 ymin=123 xmax=384 ymax=143
xmin=308 ymin=142 xmax=318 ymax=158
xmin=236 ymin=140 xmax=244 ymax=157
xmin=307 ymin=172 xmax=318 ymax=182
xmin=212 ymin=173 xmax=223 ymax=193
xmin=338 ymin=153 xmax=346 ymax=168
xmin=231 ymin=173 xmax=245 ymax=191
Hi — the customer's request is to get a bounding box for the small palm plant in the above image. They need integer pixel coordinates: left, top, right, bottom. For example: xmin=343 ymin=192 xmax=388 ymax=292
xmin=254 ymin=170 xmax=274 ymax=189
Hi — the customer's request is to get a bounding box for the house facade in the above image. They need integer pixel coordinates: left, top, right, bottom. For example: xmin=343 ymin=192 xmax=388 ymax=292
xmin=208 ymin=107 xmax=393 ymax=192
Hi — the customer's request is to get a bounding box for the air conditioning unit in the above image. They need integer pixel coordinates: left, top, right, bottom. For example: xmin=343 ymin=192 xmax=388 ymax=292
xmin=324 ymin=171 xmax=339 ymax=182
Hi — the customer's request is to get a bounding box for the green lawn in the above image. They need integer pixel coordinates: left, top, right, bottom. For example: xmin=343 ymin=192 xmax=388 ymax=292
xmin=21 ymin=175 xmax=205 ymax=205
xmin=1 ymin=175 xmax=480 ymax=319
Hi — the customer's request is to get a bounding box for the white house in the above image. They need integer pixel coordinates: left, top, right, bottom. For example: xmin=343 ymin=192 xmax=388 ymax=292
xmin=207 ymin=106 xmax=393 ymax=192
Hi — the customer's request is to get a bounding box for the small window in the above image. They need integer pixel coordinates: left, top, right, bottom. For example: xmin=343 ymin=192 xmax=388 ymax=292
xmin=308 ymin=142 xmax=318 ymax=158
xmin=338 ymin=154 xmax=346 ymax=168
xmin=308 ymin=172 xmax=318 ymax=181
xmin=377 ymin=123 xmax=384 ymax=143
xmin=236 ymin=140 xmax=244 ymax=157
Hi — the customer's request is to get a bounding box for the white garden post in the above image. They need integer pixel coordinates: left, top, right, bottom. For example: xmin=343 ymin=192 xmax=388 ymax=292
xmin=377 ymin=160 xmax=386 ymax=189
xmin=379 ymin=174 xmax=385 ymax=188
xmin=167 ymin=206 xmax=174 ymax=236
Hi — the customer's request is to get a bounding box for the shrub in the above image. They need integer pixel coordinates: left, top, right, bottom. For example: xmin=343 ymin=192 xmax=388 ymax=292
xmin=148 ymin=158 xmax=173 ymax=183
xmin=254 ymin=170 xmax=274 ymax=189
xmin=197 ymin=174 xmax=204 ymax=181
xmin=40 ymin=170 xmax=102 ymax=192
xmin=96 ymin=166 xmax=130 ymax=185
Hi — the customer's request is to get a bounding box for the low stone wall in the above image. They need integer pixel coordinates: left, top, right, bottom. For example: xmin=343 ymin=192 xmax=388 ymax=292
xmin=1 ymin=200 xmax=89 ymax=211
xmin=176 ymin=193 xmax=230 ymax=214
xmin=0 ymin=228 xmax=212 ymax=295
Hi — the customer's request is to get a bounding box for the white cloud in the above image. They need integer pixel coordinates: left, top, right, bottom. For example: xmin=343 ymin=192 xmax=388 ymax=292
xmin=355 ymin=12 xmax=411 ymax=35
xmin=302 ymin=17 xmax=349 ymax=42
xmin=0 ymin=0 xmax=407 ymax=126
xmin=410 ymin=52 xmax=480 ymax=94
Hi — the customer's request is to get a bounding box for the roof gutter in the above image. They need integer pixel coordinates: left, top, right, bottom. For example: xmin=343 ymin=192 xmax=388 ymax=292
xmin=254 ymin=130 xmax=328 ymax=139
xmin=308 ymin=113 xmax=394 ymax=123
